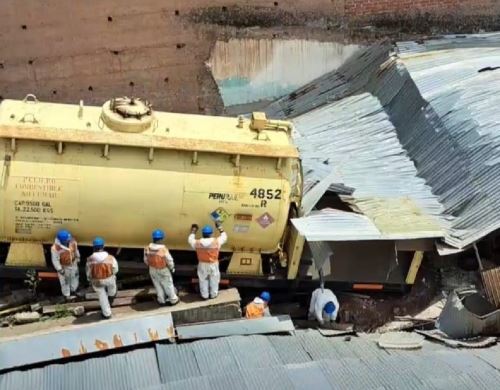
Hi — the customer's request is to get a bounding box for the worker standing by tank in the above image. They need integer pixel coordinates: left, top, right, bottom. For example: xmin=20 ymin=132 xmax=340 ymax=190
xmin=51 ymin=229 xmax=80 ymax=301
xmin=144 ymin=229 xmax=179 ymax=306
xmin=86 ymin=237 xmax=119 ymax=319
xmin=188 ymin=221 xmax=227 ymax=299
xmin=245 ymin=291 xmax=271 ymax=319
xmin=308 ymin=287 xmax=340 ymax=325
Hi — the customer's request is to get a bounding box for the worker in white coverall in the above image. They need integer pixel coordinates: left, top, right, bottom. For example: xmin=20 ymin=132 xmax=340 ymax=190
xmin=188 ymin=222 xmax=227 ymax=299
xmin=86 ymin=237 xmax=119 ymax=319
xmin=144 ymin=229 xmax=179 ymax=306
xmin=308 ymin=287 xmax=340 ymax=325
xmin=51 ymin=229 xmax=80 ymax=301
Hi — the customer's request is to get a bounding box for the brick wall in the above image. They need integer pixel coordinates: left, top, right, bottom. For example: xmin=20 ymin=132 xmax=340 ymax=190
xmin=344 ymin=0 xmax=497 ymax=18
xmin=0 ymin=0 xmax=498 ymax=114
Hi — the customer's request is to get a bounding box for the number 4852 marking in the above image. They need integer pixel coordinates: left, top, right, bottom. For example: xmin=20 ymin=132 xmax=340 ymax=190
xmin=250 ymin=188 xmax=282 ymax=200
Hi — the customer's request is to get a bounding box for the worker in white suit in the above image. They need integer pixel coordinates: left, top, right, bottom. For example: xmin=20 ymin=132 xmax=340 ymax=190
xmin=308 ymin=287 xmax=340 ymax=325
xmin=86 ymin=237 xmax=119 ymax=319
xmin=51 ymin=229 xmax=80 ymax=301
xmin=144 ymin=229 xmax=179 ymax=306
xmin=188 ymin=221 xmax=227 ymax=299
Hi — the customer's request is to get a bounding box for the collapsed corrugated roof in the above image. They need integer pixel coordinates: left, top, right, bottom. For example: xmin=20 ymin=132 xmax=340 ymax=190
xmin=396 ymin=34 xmax=500 ymax=248
xmin=267 ymin=35 xmax=500 ymax=249
xmin=292 ymin=90 xmax=445 ymax=241
xmin=292 ymin=208 xmax=442 ymax=242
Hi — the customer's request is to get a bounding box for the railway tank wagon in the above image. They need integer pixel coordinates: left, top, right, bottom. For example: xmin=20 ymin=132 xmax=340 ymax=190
xmin=0 ymin=95 xmax=305 ymax=279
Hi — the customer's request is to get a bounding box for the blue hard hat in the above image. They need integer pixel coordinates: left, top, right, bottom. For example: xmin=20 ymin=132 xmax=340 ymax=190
xmin=57 ymin=229 xmax=71 ymax=244
xmin=324 ymin=301 xmax=336 ymax=315
xmin=260 ymin=291 xmax=271 ymax=302
xmin=93 ymin=237 xmax=105 ymax=248
xmin=202 ymin=225 xmax=213 ymax=235
xmin=152 ymin=229 xmax=165 ymax=241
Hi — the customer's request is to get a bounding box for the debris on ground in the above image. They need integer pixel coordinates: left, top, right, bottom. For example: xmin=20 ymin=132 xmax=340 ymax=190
xmin=317 ymin=327 xmax=355 ymax=337
xmin=13 ymin=311 xmax=41 ymax=324
xmin=437 ymin=288 xmax=500 ymax=339
xmin=71 ymin=306 xmax=85 ymax=317
xmin=417 ymin=329 xmax=497 ymax=348
xmin=0 ymin=303 xmax=31 ymax=317
xmin=0 ymin=289 xmax=32 ymax=311
xmin=340 ymin=263 xmax=439 ymax=332
xmin=378 ymin=296 xmax=445 ymax=333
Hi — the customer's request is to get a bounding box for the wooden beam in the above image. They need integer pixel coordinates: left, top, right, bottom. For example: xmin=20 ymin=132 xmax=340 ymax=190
xmin=405 ymin=251 xmax=424 ymax=284
xmin=42 ymin=297 xmax=136 ymax=314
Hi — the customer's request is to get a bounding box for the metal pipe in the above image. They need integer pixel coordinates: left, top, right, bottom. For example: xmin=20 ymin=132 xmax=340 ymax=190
xmin=473 ymin=243 xmax=484 ymax=271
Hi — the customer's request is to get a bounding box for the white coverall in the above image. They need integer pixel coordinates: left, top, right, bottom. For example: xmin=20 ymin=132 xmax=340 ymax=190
xmin=144 ymin=243 xmax=179 ymax=305
xmin=51 ymin=238 xmax=80 ymax=298
xmin=86 ymin=251 xmax=119 ymax=318
xmin=188 ymin=232 xmax=228 ymax=299
xmin=308 ymin=288 xmax=340 ymax=324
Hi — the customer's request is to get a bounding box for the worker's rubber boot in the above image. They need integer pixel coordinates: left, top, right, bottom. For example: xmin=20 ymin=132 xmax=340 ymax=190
xmin=109 ymin=295 xmax=116 ymax=306
xmin=101 ymin=313 xmax=112 ymax=320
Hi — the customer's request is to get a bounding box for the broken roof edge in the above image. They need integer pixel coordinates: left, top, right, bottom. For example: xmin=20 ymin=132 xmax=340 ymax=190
xmin=291 ymin=208 xmax=443 ymax=242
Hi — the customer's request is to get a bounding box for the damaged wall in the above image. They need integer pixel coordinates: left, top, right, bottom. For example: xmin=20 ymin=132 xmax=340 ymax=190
xmin=0 ymin=0 xmax=498 ymax=114
xmin=209 ymin=39 xmax=360 ymax=107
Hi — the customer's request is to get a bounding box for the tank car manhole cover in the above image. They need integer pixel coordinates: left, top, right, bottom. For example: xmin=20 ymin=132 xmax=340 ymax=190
xmin=256 ymin=212 xmax=275 ymax=229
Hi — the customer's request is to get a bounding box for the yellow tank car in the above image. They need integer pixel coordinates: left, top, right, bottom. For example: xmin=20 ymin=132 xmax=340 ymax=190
xmin=0 ymin=95 xmax=304 ymax=278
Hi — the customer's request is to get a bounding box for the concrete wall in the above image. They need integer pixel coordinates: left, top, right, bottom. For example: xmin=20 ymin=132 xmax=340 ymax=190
xmin=0 ymin=0 xmax=497 ymax=114
xmin=209 ymin=39 xmax=360 ymax=107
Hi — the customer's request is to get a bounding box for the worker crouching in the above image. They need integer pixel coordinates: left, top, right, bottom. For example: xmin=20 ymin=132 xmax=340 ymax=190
xmin=188 ymin=222 xmax=227 ymax=299
xmin=145 ymin=229 xmax=179 ymax=306
xmin=51 ymin=229 xmax=80 ymax=301
xmin=86 ymin=237 xmax=119 ymax=319
xmin=308 ymin=287 xmax=340 ymax=325
xmin=245 ymin=291 xmax=271 ymax=319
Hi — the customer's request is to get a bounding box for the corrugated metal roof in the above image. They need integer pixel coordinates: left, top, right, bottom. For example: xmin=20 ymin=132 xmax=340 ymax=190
xmin=290 ymin=89 xmax=445 ymax=240
xmin=266 ymin=35 xmax=500 ymax=248
xmin=284 ymin=361 xmax=332 ymax=389
xmin=395 ymin=37 xmax=500 ymax=248
xmin=292 ymin=208 xmax=442 ymax=241
xmin=4 ymin=330 xmax=500 ymax=389
xmin=0 ymin=347 xmax=161 ymax=390
xmin=176 ymin=315 xmax=294 ymax=340
xmin=155 ymin=343 xmax=201 ymax=383
xmin=265 ymin=43 xmax=392 ymax=119
xmin=0 ymin=311 xmax=174 ymax=371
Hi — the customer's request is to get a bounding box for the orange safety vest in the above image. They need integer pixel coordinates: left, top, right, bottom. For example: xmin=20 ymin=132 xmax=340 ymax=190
xmin=88 ymin=255 xmax=114 ymax=280
xmin=145 ymin=246 xmax=168 ymax=269
xmin=245 ymin=301 xmax=266 ymax=319
xmin=195 ymin=239 xmax=220 ymax=263
xmin=52 ymin=240 xmax=77 ymax=266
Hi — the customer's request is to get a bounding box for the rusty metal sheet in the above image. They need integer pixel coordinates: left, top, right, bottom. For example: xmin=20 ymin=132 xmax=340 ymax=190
xmin=0 ymin=312 xmax=174 ymax=371
xmin=481 ymin=267 xmax=500 ymax=308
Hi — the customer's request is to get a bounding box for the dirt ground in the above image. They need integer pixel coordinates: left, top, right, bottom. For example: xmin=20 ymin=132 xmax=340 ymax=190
xmin=337 ymin=261 xmax=440 ymax=332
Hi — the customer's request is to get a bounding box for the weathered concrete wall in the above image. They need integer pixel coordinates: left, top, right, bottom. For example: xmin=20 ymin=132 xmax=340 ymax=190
xmin=0 ymin=0 xmax=498 ymax=114
xmin=209 ymin=39 xmax=360 ymax=107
